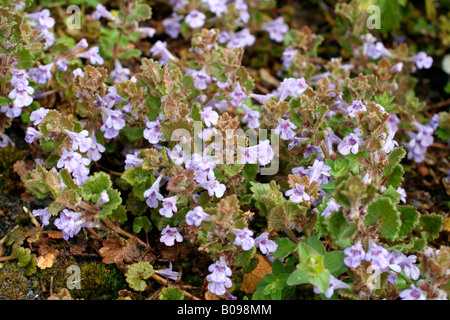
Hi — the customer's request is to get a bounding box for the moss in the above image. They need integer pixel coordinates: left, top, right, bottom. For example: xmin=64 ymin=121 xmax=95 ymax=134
xmin=0 ymin=262 xmax=30 ymax=300
xmin=67 ymin=261 xmax=127 ymax=300
xmin=0 ymin=145 xmax=23 ymax=194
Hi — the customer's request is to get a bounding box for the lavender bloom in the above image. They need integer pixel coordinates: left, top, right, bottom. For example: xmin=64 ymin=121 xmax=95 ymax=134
xmin=54 ymin=209 xmax=93 ymax=240
xmin=28 ymin=64 xmax=53 ymax=84
xmin=238 ymin=140 xmax=274 ymax=166
xmin=346 ymin=100 xmax=366 ymax=118
xmin=100 ymin=87 xmax=123 ymax=109
xmin=86 ymin=132 xmax=105 ymax=162
xmin=397 ymin=187 xmax=407 ymax=203
xmin=390 ymin=62 xmax=403 ymax=73
xmin=228 ymin=82 xmax=247 ymax=107
xmin=206 ymin=257 xmax=233 ymax=296
xmin=382 ymin=128 xmax=399 ymax=154
xmin=27 ymin=9 xmax=55 ymax=30
xmin=405 ymin=121 xmax=437 ymax=163
xmin=364 ymin=41 xmax=391 ymax=60
xmin=303 ymin=144 xmax=323 ymax=159
xmin=150 ymin=41 xmax=176 ymax=65
xmin=321 ymin=198 xmax=341 ymax=218
xmin=343 ymin=242 xmax=365 ymax=268
xmin=307 ymin=160 xmax=332 ymax=185
xmin=97 ymin=190 xmax=110 ymax=206
xmin=364 ymin=242 xmax=390 ymax=270
xmin=274 ymin=118 xmax=297 ymax=141
xmin=201 ymin=179 xmax=226 ymax=198
xmin=78 ymin=47 xmax=104 ymax=65
xmin=200 ymin=106 xmax=219 ymax=127
xmin=143 ymin=118 xmax=163 ymax=144
xmin=110 ymin=60 xmax=131 ymax=83
xmin=186 ymin=206 xmax=210 ymax=227
xmin=185 ymin=10 xmax=206 ymax=28
xmin=337 ymin=132 xmax=363 ymax=155
xmin=277 ymin=78 xmax=308 ymax=101
xmin=242 ymin=105 xmax=261 ymax=129
xmin=155 ymin=262 xmax=179 ymax=281
xmin=313 ymin=275 xmax=350 ymax=298
xmin=100 ymin=107 xmax=126 ymax=139
xmin=399 ymin=285 xmax=426 ymax=300
xmin=190 ymin=68 xmax=212 ymax=90
xmin=160 ymin=225 xmax=183 ymax=246
xmin=143 ymin=176 xmax=164 ymax=208
xmin=235 ymin=0 xmax=250 ymax=23
xmin=282 ymin=46 xmax=297 ymax=67
xmin=387 ymin=114 xmax=400 ymax=133
xmin=204 ymin=0 xmax=228 ymax=16
xmin=233 ymin=228 xmax=255 ymax=251
xmin=159 ymin=196 xmax=178 ymax=218
xmin=263 ymin=17 xmax=289 ymax=42
xmin=72 ymin=162 xmax=90 ymax=186
xmin=25 ymin=127 xmax=42 ymax=144
xmin=125 ymin=151 xmax=143 ymax=170
xmin=57 ymin=148 xmax=90 ymax=173
xmin=411 ymin=52 xmax=433 ymax=70
xmin=1 ymin=105 xmax=22 ymax=119
xmin=8 ymin=79 xmax=34 ymax=109
xmin=72 ymin=68 xmax=85 ymax=82
xmin=254 ymin=232 xmax=277 ymax=254
xmin=226 ymin=29 xmax=255 ymax=49
xmin=56 ymin=59 xmax=68 ymax=71
xmin=32 ymin=207 xmax=51 ymax=227
xmin=285 ymin=183 xmax=311 ymax=203
xmin=74 ymin=38 xmax=89 ymax=51
xmin=92 ymin=4 xmax=114 ymax=20
xmin=168 ymin=144 xmax=187 ymax=166
xmin=163 ymin=14 xmax=182 ymax=38
xmin=0 ymin=133 xmax=12 ymax=148
xmin=66 ymin=130 xmax=92 ymax=153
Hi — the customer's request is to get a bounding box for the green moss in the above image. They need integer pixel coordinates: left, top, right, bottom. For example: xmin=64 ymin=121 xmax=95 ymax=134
xmin=0 ymin=262 xmax=30 ymax=300
xmin=67 ymin=261 xmax=127 ymax=300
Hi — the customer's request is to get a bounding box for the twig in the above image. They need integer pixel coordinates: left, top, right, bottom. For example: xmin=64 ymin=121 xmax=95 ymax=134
xmin=151 ymin=273 xmax=201 ymax=300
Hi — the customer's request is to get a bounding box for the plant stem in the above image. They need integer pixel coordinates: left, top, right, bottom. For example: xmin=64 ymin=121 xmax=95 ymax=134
xmin=151 ymin=273 xmax=200 ymax=300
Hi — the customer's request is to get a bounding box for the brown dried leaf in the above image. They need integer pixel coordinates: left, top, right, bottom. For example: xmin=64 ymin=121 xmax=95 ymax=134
xmin=99 ymin=235 xmax=143 ymax=270
xmin=240 ymin=254 xmax=272 ymax=294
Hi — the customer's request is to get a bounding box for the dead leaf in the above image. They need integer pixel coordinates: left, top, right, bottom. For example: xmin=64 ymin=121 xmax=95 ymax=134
xmin=205 ymin=290 xmax=220 ymax=300
xmin=13 ymin=160 xmax=35 ymax=178
xmin=444 ymin=217 xmax=450 ymax=233
xmin=99 ymin=235 xmax=143 ymax=271
xmin=48 ymin=288 xmax=72 ymax=300
xmin=37 ymin=246 xmax=59 ymax=269
xmin=25 ymin=226 xmax=43 ymax=243
xmin=240 ymin=254 xmax=272 ymax=294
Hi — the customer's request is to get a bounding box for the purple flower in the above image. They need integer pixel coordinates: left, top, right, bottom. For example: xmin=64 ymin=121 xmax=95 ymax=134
xmin=143 ymin=118 xmax=163 ymax=144
xmin=155 ymin=262 xmax=179 ymax=281
xmin=364 ymin=242 xmax=390 ymax=270
xmin=228 ymin=83 xmax=247 ymax=107
xmin=97 ymin=190 xmax=110 ymax=206
xmin=160 ymin=225 xmax=183 ymax=246
xmin=72 ymin=68 xmax=85 ymax=82
xmin=263 ymin=17 xmax=289 ymax=43
xmin=411 ymin=52 xmax=433 ymax=70
xmin=163 ymin=14 xmax=182 ymax=39
xmin=27 ymin=9 xmax=55 ymax=30
xmin=307 ymin=160 xmax=332 ymax=185
xmin=274 ymin=118 xmax=297 ymax=141
xmin=405 ymin=121 xmax=436 ymax=163
xmin=282 ymin=46 xmax=297 ymax=67
xmin=364 ymin=41 xmax=390 ymax=60
xmin=254 ymin=232 xmax=277 ymax=254
xmin=321 ymin=198 xmax=341 ymax=218
xmin=399 ymin=285 xmax=426 ymax=300
xmin=99 ymin=87 xmax=123 ymax=109
xmin=242 ymin=105 xmax=261 ymax=129
xmin=28 ymin=64 xmax=53 ymax=84
xmin=54 ymin=209 xmax=93 ymax=240
xmin=125 ymin=151 xmax=143 ymax=170
xmin=200 ymin=106 xmax=219 ymax=127
xmin=201 ymin=179 xmax=226 ymax=198
xmin=100 ymin=107 xmax=126 ymax=139
xmin=0 ymin=133 xmax=11 ymax=148
xmin=313 ymin=275 xmax=350 ymax=298
xmin=86 ymin=132 xmax=105 ymax=162
xmin=25 ymin=127 xmax=42 ymax=144
xmin=78 ymin=47 xmax=104 ymax=65
xmin=57 ymin=148 xmax=90 ymax=173
xmin=143 ymin=176 xmax=165 ymax=208
xmin=390 ymin=62 xmax=403 ymax=73
xmin=343 ymin=242 xmax=365 ymax=268
xmin=233 ymin=228 xmax=255 ymax=251
xmin=337 ymin=132 xmax=363 ymax=155
xmin=238 ymin=140 xmax=274 ymax=166
xmin=74 ymin=38 xmax=89 ymax=51
xmin=32 ymin=207 xmax=51 ymax=227
xmin=346 ymin=100 xmax=366 ymax=118
xmin=205 ymin=0 xmax=228 ymax=16
xmin=206 ymin=257 xmax=233 ymax=296
xmin=92 ymin=4 xmax=114 ymax=20
xmin=66 ymin=130 xmax=92 ymax=153
xmin=226 ymin=29 xmax=255 ymax=49
xmin=159 ymin=196 xmax=178 ymax=218
xmin=8 ymin=80 xmax=34 ymax=109
xmin=56 ymin=59 xmax=68 ymax=71
xmin=277 ymin=78 xmax=308 ymax=101
xmin=110 ymin=60 xmax=130 ymax=83
xmin=186 ymin=206 xmax=210 ymax=227
xmin=190 ymin=68 xmax=212 ymax=90
xmin=185 ymin=10 xmax=206 ymax=29
xmin=285 ymin=183 xmax=311 ymax=203
xmin=303 ymin=144 xmax=322 ymax=159
xmin=150 ymin=41 xmax=176 ymax=65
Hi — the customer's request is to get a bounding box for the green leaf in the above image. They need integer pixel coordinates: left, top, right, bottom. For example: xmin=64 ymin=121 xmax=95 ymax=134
xmin=269 ymin=201 xmax=306 ymax=231
xmin=396 ymin=205 xmax=420 ymax=240
xmin=235 ymin=247 xmax=256 ymax=271
xmin=417 ymin=214 xmax=444 ymax=242
xmin=308 ymin=269 xmax=331 ymax=294
xmin=81 ymin=172 xmax=113 ymax=203
xmin=13 ymin=247 xmax=32 ymax=267
xmin=125 ymin=262 xmax=154 ymax=292
xmin=97 ymin=189 xmax=122 ymax=219
xmin=326 ymin=210 xmax=357 ymax=249
xmin=386 ymin=164 xmax=404 ymax=189
xmin=126 ymin=3 xmax=152 ymax=24
xmin=15 ymin=45 xmax=34 ymax=69
xmin=324 ymin=251 xmax=346 ymax=276
xmin=286 ymin=269 xmax=309 ymax=286
xmin=305 ymin=237 xmax=326 ymax=255
xmin=365 ymin=197 xmax=401 ymax=241
xmin=133 ymin=216 xmax=152 ymax=233
xmin=383 ymin=147 xmax=406 ymax=177
xmin=272 ymin=238 xmax=297 ymax=259
xmin=159 ymin=286 xmax=185 ymax=300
